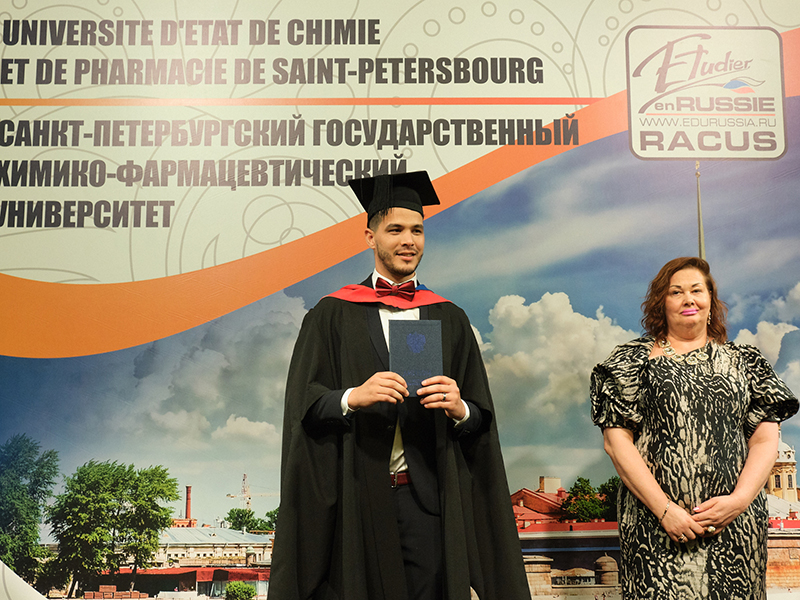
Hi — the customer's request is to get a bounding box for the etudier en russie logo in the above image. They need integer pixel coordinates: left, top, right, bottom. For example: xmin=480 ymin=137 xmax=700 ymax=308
xmin=626 ymin=26 xmax=786 ymax=160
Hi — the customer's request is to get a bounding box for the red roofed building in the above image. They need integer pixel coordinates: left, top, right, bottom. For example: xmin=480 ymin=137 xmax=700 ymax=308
xmin=513 ymin=504 xmax=555 ymax=531
xmin=94 ymin=567 xmax=271 ymax=598
xmin=511 ymin=477 xmax=569 ymax=528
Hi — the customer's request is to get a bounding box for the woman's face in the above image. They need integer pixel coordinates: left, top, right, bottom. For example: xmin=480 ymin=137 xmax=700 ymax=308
xmin=664 ymin=268 xmax=711 ymax=336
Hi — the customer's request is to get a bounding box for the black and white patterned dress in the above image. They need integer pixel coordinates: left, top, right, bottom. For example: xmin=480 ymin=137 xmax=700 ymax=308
xmin=591 ymin=337 xmax=798 ymax=600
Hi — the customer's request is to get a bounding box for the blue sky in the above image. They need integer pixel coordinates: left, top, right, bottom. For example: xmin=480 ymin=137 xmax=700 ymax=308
xmin=3 ymin=97 xmax=800 ymax=526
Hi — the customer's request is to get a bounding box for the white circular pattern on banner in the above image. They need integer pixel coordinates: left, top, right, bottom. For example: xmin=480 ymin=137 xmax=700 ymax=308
xmin=726 ymin=12 xmax=739 ymax=25
xmin=707 ymin=0 xmax=722 ymax=11
xmin=238 ymin=182 xmax=359 ymax=259
xmin=619 ymin=0 xmax=634 ymax=14
xmin=509 ymin=9 xmax=524 ymax=25
xmin=606 ymin=17 xmax=619 ymax=30
xmin=423 ymin=19 xmax=441 ymax=36
xmin=531 ymin=21 xmax=545 ymax=35
xmin=760 ymin=0 xmax=800 ymax=26
xmin=481 ymin=2 xmax=497 ymax=17
xmin=449 ymin=7 xmax=466 ymax=24
xmin=243 ymin=195 xmax=301 ymax=246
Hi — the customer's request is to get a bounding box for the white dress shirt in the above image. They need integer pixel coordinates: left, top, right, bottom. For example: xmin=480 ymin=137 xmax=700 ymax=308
xmin=340 ymin=271 xmax=469 ymax=474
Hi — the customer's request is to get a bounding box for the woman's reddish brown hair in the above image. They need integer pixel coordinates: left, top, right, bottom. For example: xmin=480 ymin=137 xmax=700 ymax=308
xmin=641 ymin=257 xmax=728 ymax=343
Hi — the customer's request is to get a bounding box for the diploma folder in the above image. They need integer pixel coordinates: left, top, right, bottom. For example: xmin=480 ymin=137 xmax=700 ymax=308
xmin=389 ymin=320 xmax=443 ymax=396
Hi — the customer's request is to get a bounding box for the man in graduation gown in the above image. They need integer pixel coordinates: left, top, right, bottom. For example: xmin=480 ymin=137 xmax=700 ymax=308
xmin=267 ymin=171 xmax=529 ymax=600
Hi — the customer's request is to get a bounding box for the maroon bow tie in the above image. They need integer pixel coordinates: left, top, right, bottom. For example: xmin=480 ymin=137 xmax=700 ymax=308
xmin=375 ymin=278 xmax=416 ymax=300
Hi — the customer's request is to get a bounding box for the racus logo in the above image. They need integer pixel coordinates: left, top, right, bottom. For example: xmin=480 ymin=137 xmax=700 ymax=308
xmin=630 ymin=32 xmax=761 ymax=114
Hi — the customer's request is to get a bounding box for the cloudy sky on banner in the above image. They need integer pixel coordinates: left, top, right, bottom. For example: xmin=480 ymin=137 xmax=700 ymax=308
xmin=3 ymin=100 xmax=800 ymax=525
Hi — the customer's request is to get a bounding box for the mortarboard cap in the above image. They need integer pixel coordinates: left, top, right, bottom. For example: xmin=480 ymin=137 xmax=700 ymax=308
xmin=348 ymin=171 xmax=440 ymax=224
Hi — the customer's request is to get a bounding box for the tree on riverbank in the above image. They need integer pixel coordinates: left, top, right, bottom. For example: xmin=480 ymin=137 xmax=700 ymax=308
xmin=561 ymin=476 xmax=620 ymax=522
xmin=224 ymin=506 xmax=279 ymax=532
xmin=47 ymin=461 xmax=178 ymax=597
xmin=0 ymin=434 xmax=59 ymax=583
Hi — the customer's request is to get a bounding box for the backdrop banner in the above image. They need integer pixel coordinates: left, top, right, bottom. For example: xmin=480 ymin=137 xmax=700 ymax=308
xmin=2 ymin=1 xmax=800 ymax=595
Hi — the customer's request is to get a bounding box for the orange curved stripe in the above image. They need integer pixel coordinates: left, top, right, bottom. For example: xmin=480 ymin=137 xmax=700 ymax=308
xmin=784 ymin=28 xmax=800 ymax=97
xmin=432 ymin=91 xmax=628 ymax=218
xmin=2 ymin=23 xmax=797 ymax=358
xmin=0 ymin=218 xmax=366 ymax=358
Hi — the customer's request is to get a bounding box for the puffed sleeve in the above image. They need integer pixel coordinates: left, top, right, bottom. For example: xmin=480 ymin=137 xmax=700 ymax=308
xmin=590 ymin=338 xmax=653 ymax=433
xmin=737 ymin=343 xmax=799 ymax=439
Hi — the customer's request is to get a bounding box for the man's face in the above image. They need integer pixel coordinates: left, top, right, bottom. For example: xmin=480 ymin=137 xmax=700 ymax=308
xmin=365 ymin=207 xmax=425 ymax=283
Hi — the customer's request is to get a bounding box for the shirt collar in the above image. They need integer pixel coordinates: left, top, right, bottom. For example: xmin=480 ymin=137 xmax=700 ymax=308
xmin=372 ymin=270 xmax=418 ymax=288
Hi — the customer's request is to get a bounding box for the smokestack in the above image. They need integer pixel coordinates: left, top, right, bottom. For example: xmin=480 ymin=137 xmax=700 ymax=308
xmin=186 ymin=486 xmax=192 ymax=521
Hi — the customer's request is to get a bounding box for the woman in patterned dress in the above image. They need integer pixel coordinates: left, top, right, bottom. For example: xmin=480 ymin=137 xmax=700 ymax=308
xmin=591 ymin=257 xmax=798 ymax=600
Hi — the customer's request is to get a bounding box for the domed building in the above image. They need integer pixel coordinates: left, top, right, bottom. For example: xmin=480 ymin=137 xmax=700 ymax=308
xmin=767 ymin=428 xmax=797 ymax=503
xmin=594 ymin=554 xmax=618 ymax=586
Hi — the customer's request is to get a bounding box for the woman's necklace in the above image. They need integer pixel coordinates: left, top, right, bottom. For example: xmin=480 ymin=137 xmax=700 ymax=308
xmin=658 ymin=338 xmax=709 ymax=365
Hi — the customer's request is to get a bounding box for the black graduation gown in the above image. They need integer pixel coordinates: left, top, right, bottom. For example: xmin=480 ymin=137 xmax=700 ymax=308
xmin=267 ymin=292 xmax=529 ymax=600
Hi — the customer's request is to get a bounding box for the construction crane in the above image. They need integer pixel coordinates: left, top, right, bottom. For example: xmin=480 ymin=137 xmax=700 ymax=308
xmin=226 ymin=473 xmax=278 ymax=511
